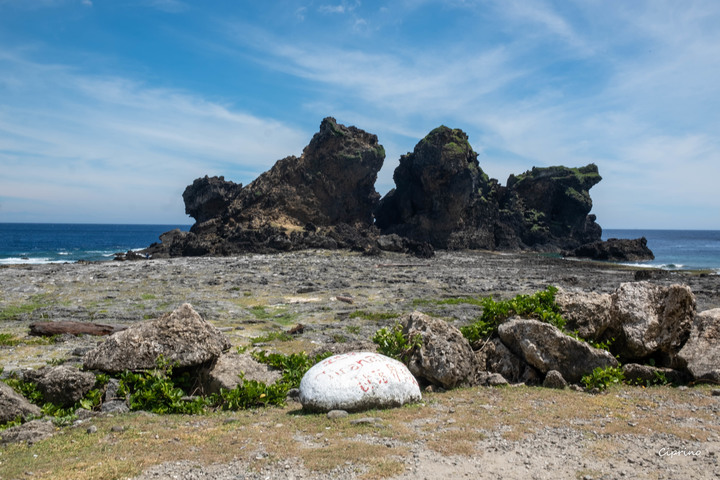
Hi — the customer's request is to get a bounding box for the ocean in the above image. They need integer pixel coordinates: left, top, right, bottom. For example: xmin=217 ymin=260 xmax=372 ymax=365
xmin=603 ymin=229 xmax=720 ymax=272
xmin=1 ymin=224 xmax=719 ymax=272
xmin=0 ymin=223 xmax=190 ymax=264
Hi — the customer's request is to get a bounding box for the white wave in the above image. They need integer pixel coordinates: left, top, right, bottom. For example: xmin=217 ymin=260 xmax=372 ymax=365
xmin=0 ymin=257 xmax=69 ymax=265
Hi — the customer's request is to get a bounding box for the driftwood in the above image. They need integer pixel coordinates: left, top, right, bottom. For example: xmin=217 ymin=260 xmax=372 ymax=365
xmin=29 ymin=321 xmax=127 ymax=337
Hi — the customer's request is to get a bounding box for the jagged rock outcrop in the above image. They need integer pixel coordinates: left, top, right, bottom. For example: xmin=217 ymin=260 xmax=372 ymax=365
xmin=375 ymin=126 xmax=608 ymax=252
xmin=564 ymin=237 xmax=655 ymax=262
xmin=145 ymin=119 xmax=644 ymax=257
xmin=146 ymin=118 xmax=392 ymax=257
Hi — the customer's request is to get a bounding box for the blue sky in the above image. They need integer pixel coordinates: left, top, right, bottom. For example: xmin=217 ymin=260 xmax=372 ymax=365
xmin=1 ymin=0 xmax=718 ymax=229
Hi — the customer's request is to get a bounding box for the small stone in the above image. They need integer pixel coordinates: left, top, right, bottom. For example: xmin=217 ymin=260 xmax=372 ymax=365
xmin=711 ymin=389 xmax=720 ymax=397
xmin=86 ymin=425 xmax=97 ymax=434
xmin=350 ymin=417 xmax=380 ymax=425
xmin=327 ymin=410 xmax=349 ymax=419
xmin=110 ymin=426 xmax=124 ymax=432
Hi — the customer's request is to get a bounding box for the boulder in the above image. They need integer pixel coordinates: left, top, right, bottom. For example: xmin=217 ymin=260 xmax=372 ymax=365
xmin=555 ymin=289 xmax=613 ymax=341
xmin=0 ymin=381 xmax=41 ymax=424
xmin=542 ymin=370 xmax=568 ymax=389
xmin=23 ymin=366 xmax=96 ymax=407
xmin=621 ymin=363 xmax=685 ymax=385
xmin=479 ymin=337 xmax=540 ymax=384
xmin=497 ymin=318 xmax=618 ymax=384
xmin=400 ymin=311 xmax=480 ymax=388
xmin=83 ymin=303 xmax=231 ymax=373
xmin=677 ymin=308 xmax=720 ymax=383
xmin=564 ymin=237 xmax=655 ymax=262
xmin=608 ymin=282 xmax=695 ymax=362
xmin=0 ymin=419 xmax=54 ymax=445
xmin=299 ymin=352 xmax=421 ymax=413
xmin=199 ymin=352 xmax=282 ymax=395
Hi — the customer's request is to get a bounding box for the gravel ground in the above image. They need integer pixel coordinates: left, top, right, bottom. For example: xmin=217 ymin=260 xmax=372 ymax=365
xmin=1 ymin=250 xmax=719 ymax=479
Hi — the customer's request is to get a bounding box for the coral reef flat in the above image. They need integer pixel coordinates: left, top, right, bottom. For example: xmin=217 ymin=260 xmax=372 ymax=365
xmin=1 ymin=251 xmax=719 ymax=479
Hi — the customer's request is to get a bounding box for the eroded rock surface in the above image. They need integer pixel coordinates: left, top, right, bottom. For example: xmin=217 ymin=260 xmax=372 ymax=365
xmin=401 ymin=311 xmax=480 ymax=388
xmin=199 ymin=352 xmax=282 ymax=395
xmin=608 ymin=282 xmax=695 ymax=363
xmin=375 ymin=126 xmax=605 ymax=251
xmin=0 ymin=381 xmax=41 ymax=424
xmin=23 ymin=365 xmax=96 ymax=407
xmin=146 ymin=118 xmax=388 ymax=257
xmin=83 ymin=303 xmax=231 ymax=373
xmin=677 ymin=308 xmax=720 ymax=382
xmin=497 ymin=318 xmax=618 ymax=384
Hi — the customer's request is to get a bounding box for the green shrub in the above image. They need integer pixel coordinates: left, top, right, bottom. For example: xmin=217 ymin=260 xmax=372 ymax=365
xmin=118 ymin=357 xmax=207 ymax=414
xmin=459 ymin=286 xmax=565 ymax=343
xmin=372 ymin=323 xmax=422 ymax=362
xmin=581 ymin=366 xmax=625 ymax=391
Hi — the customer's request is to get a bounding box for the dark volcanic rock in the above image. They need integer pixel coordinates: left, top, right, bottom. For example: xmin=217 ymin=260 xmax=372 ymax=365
xmin=375 ymin=125 xmax=605 ymax=252
xmin=147 ymin=119 xmax=615 ymax=256
xmin=146 ymin=117 xmax=385 ymax=257
xmin=564 ymin=237 xmax=655 ymax=262
xmin=375 ymin=126 xmax=496 ymax=249
xmin=183 ymin=176 xmax=243 ymax=224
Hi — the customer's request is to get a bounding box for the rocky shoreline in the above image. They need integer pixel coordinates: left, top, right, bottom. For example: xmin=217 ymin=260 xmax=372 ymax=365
xmin=1 ymin=251 xmax=719 ymax=479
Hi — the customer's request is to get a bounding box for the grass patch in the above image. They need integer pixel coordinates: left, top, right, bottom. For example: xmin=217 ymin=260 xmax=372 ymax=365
xmin=348 ymin=311 xmax=401 ymax=322
xmin=0 ymin=295 xmax=49 ymax=321
xmin=249 ymin=305 xmax=299 ymax=326
xmin=249 ymin=330 xmax=293 ymax=344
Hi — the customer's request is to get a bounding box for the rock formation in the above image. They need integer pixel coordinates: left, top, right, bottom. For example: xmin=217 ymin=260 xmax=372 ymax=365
xmin=564 ymin=237 xmax=655 ymax=262
xmin=144 ymin=118 xmax=651 ymax=258
xmin=145 ymin=117 xmax=389 ymax=257
xmin=0 ymin=381 xmax=41 ymax=424
xmin=375 ymin=126 xmax=608 ymax=251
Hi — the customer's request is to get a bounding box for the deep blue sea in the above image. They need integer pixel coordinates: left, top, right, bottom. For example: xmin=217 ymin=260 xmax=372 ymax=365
xmin=0 ymin=223 xmax=190 ymax=264
xmin=1 ymin=224 xmax=719 ymax=272
xmin=603 ymin=229 xmax=720 ymax=272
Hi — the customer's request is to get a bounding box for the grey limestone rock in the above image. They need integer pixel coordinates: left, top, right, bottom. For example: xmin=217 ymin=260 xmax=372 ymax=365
xmin=0 ymin=419 xmax=54 ymax=445
xmin=23 ymin=365 xmax=96 ymax=407
xmin=83 ymin=303 xmax=231 ymax=373
xmin=199 ymin=352 xmax=282 ymax=395
xmin=555 ymin=288 xmax=613 ymax=341
xmin=498 ymin=318 xmax=618 ymax=384
xmin=0 ymin=381 xmax=41 ymax=424
xmin=542 ymin=370 xmax=568 ymax=389
xmin=677 ymin=308 xmax=720 ymax=383
xmin=401 ymin=311 xmax=480 ymax=389
xmin=608 ymin=282 xmax=695 ymax=362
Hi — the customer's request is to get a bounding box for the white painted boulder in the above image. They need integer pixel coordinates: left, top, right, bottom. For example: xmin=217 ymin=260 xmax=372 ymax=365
xmin=299 ymin=352 xmax=421 ymax=413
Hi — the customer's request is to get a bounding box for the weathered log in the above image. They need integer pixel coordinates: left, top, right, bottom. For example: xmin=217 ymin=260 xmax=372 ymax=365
xmin=29 ymin=321 xmax=127 ymax=337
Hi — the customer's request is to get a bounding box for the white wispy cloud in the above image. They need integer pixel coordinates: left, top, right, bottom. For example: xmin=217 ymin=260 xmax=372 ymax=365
xmin=0 ymin=52 xmax=307 ymax=223
xmin=221 ymin=0 xmax=720 ymax=228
